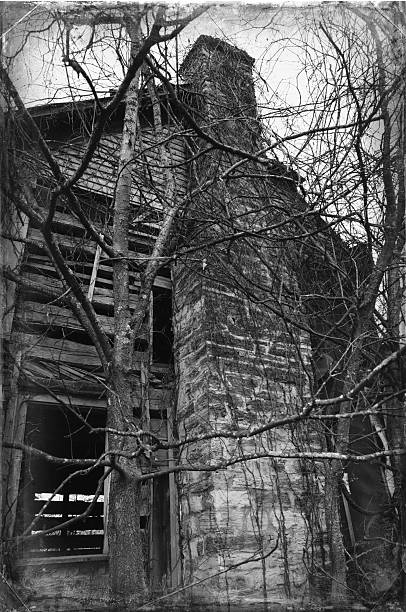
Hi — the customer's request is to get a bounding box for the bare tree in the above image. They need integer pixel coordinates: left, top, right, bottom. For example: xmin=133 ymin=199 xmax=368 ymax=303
xmin=224 ymin=2 xmax=406 ymax=602
xmin=1 ymin=2 xmax=406 ymax=610
xmin=1 ymin=3 xmax=207 ymax=606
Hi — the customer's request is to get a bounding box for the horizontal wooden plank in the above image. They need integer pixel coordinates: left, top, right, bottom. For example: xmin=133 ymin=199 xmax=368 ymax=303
xmin=21 ymin=339 xmax=158 ymax=375
xmin=27 ymin=499 xmax=152 ymax=526
xmin=22 ymin=382 xmax=171 ymax=415
xmin=26 ymin=254 xmax=96 ymax=279
xmin=23 ymin=237 xmax=148 ymax=277
xmin=22 ymin=334 xmax=104 ymax=367
xmin=20 ymin=350 xmax=169 ymax=384
xmin=20 ymin=358 xmax=104 ymax=383
xmin=25 ymin=387 xmax=171 ymax=411
xmin=23 ymin=262 xmax=106 ymax=293
xmin=24 ymin=549 xmax=105 ymax=558
xmin=26 ymin=534 xmax=103 ymax=550
xmin=22 ymin=268 xmax=170 ymax=300
xmin=29 ymin=500 xmax=103 ymax=516
xmin=29 ymin=516 xmax=104 ymax=532
xmin=23 ymin=270 xmax=86 ymax=294
xmin=16 ymin=301 xmax=114 ymax=336
xmin=28 ymin=227 xmax=105 ymax=258
xmin=24 ymin=393 xmax=105 ymax=409
xmin=25 ymin=253 xmax=170 ymax=290
xmin=20 ymin=274 xmax=116 ymax=312
xmin=47 ymin=210 xmax=161 ymax=243
xmin=29 ymin=224 xmax=160 ymax=258
xmin=18 ymin=553 xmax=108 ymax=565
xmin=23 ymin=377 xmax=106 ymax=397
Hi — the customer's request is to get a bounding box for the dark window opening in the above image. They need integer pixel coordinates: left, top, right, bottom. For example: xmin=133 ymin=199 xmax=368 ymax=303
xmin=153 ymin=288 xmax=173 ymax=364
xmin=150 ymin=474 xmax=170 ymax=590
xmin=20 ymin=404 xmax=106 ymax=557
xmin=18 ymin=403 xmax=171 ymax=570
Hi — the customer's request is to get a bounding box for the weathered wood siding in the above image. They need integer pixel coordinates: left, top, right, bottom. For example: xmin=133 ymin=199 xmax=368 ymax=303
xmin=6 ymin=117 xmax=186 ymax=567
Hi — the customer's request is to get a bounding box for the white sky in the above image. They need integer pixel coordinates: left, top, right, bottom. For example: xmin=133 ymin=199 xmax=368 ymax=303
xmin=4 ymin=3 xmax=311 ymax=110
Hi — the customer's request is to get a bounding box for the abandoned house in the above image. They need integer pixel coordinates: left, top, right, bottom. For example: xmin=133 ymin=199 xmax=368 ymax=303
xmin=1 ymin=34 xmax=392 ymax=610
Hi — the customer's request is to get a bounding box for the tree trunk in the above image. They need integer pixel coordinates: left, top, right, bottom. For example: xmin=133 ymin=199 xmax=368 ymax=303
xmin=325 ymin=465 xmax=347 ymax=603
xmin=108 ymin=17 xmax=147 ymax=606
xmin=107 ymin=378 xmax=146 ymax=606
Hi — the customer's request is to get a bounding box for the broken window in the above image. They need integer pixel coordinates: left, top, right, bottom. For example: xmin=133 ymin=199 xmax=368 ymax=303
xmin=18 ymin=400 xmax=172 ymax=583
xmin=19 ymin=403 xmax=106 ymax=557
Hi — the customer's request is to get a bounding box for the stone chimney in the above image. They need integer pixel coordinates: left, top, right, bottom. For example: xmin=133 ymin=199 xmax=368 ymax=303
xmin=180 ymin=35 xmax=260 ymax=151
xmin=173 ymin=36 xmax=318 ymax=609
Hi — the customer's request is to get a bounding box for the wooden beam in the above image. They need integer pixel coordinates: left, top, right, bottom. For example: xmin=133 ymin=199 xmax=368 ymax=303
xmin=28 ymin=226 xmax=167 ymax=263
xmin=23 ymin=265 xmax=170 ymax=294
xmin=4 ymin=398 xmax=28 ymax=540
xmin=88 ymin=237 xmax=103 ymax=302
xmin=23 ymin=381 xmax=170 ymax=405
xmin=16 ymin=301 xmax=114 ymax=335
xmin=167 ymin=392 xmax=181 ymax=588
xmin=22 ymin=333 xmax=104 ymax=368
xmin=47 ymin=209 xmax=162 ymax=243
xmin=24 ymin=392 xmax=106 ymax=410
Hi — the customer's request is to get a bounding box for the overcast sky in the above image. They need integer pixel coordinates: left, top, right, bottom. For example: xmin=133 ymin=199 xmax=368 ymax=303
xmin=4 ymin=3 xmax=312 ymax=112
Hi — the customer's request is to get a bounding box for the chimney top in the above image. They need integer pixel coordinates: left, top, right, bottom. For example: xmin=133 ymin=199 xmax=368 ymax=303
xmin=180 ymin=35 xmax=255 ymax=77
